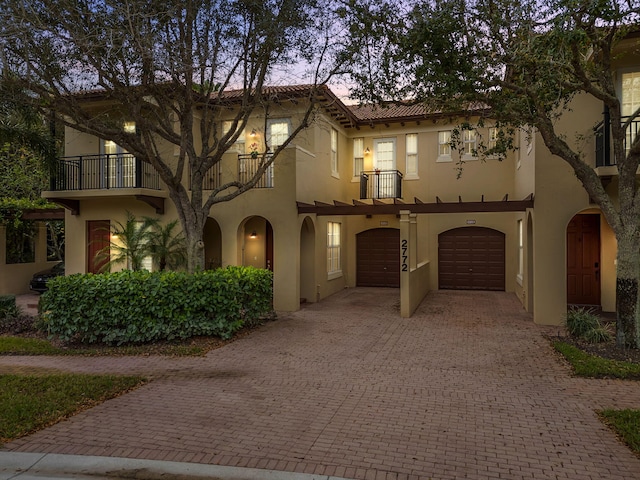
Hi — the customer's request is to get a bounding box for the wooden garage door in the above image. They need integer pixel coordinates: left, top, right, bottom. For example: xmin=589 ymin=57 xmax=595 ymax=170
xmin=357 ymin=228 xmax=400 ymax=287
xmin=438 ymin=227 xmax=505 ymax=291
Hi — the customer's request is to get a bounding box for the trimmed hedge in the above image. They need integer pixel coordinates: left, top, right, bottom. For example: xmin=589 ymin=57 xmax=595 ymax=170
xmin=39 ymin=266 xmax=273 ymax=345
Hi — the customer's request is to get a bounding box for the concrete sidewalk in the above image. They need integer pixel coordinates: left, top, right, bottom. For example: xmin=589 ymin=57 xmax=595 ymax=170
xmin=2 ymin=289 xmax=640 ymax=479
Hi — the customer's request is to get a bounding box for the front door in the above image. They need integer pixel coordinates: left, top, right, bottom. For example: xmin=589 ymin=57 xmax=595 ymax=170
xmin=567 ymin=214 xmax=601 ymax=306
xmin=87 ymin=220 xmax=110 ymax=273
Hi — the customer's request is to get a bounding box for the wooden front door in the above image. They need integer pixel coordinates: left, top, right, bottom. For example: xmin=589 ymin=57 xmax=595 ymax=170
xmin=567 ymin=214 xmax=601 ymax=306
xmin=87 ymin=220 xmax=110 ymax=273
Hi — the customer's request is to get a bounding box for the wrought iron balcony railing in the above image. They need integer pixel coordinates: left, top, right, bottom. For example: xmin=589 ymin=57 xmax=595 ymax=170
xmin=50 ymin=154 xmax=160 ymax=191
xmin=238 ymin=153 xmax=274 ymax=188
xmin=594 ymin=111 xmax=639 ymax=167
xmin=360 ymin=169 xmax=403 ymax=199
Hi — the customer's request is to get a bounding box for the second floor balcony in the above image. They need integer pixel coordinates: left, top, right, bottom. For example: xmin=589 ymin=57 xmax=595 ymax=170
xmin=360 ymin=170 xmax=403 ymax=199
xmin=50 ymin=154 xmax=161 ymax=191
xmin=49 ymin=152 xmax=277 ymax=193
xmin=595 ymin=112 xmax=639 ymax=168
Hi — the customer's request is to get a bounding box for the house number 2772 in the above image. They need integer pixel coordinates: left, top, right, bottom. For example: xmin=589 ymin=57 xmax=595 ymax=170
xmin=401 ymin=239 xmax=408 ymax=272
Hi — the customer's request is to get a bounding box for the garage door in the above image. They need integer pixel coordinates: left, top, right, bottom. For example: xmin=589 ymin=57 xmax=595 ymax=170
xmin=438 ymin=227 xmax=505 ymax=291
xmin=357 ymin=228 xmax=400 ymax=287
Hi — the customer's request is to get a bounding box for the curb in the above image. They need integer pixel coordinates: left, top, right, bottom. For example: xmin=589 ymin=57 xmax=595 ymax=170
xmin=0 ymin=452 xmax=352 ymax=480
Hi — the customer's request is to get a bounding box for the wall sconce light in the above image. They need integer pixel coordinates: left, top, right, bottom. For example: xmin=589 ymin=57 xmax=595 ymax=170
xmin=111 ymin=233 xmax=119 ymax=240
xmin=364 ymin=147 xmax=371 ymax=154
xmin=250 ymin=231 xmax=257 ymax=238
xmin=250 ymin=129 xmax=257 ymax=138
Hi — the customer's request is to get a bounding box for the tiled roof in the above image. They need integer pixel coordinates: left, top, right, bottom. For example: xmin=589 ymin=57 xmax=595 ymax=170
xmin=347 ymin=103 xmax=430 ymax=122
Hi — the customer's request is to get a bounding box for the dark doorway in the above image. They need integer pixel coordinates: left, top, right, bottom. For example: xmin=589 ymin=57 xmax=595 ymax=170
xmin=567 ymin=214 xmax=601 ymax=306
xmin=87 ymin=220 xmax=110 ymax=273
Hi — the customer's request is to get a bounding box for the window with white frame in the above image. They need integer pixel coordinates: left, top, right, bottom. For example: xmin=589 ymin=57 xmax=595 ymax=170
xmin=327 ymin=222 xmax=341 ymax=277
xmin=488 ymin=127 xmax=499 ymax=151
xmin=222 ymin=120 xmax=245 ymax=153
xmin=331 ymin=128 xmax=339 ymax=176
xmin=517 ymin=219 xmax=523 ymax=282
xmin=101 ymin=122 xmax=136 ymax=188
xmin=406 ymin=134 xmax=418 ymax=177
xmin=267 ymin=119 xmax=289 ymax=150
xmin=462 ymin=129 xmax=476 ymax=158
xmin=353 ymin=137 xmax=364 ymax=177
xmin=438 ymin=130 xmax=452 ymax=161
xmin=622 ymin=71 xmax=640 ymax=154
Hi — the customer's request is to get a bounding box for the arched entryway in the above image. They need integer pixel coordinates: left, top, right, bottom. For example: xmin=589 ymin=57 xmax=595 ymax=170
xmin=356 ymin=228 xmax=400 ymax=287
xmin=239 ymin=216 xmax=273 ymax=271
xmin=299 ymin=216 xmax=315 ymax=304
xmin=438 ymin=226 xmax=505 ymax=291
xmin=566 ymin=213 xmax=601 ymax=307
xmin=203 ymin=217 xmax=222 ymax=270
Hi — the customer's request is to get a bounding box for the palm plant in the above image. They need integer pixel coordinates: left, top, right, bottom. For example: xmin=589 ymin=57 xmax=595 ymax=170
xmin=94 ymin=212 xmax=154 ymax=272
xmin=144 ymin=218 xmax=187 ymax=271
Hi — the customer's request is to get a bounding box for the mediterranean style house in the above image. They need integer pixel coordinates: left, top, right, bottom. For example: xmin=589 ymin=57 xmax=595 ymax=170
xmin=14 ymin=38 xmax=635 ymax=328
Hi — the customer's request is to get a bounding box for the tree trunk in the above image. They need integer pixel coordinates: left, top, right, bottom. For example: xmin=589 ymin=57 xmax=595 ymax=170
xmin=184 ymin=224 xmax=206 ymax=273
xmin=615 ymin=234 xmax=640 ymax=348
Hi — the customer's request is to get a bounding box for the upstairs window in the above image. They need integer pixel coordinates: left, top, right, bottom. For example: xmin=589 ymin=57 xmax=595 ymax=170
xmin=353 ymin=137 xmax=364 ymax=177
xmin=437 ymin=130 xmax=452 ymax=161
xmin=462 ymin=129 xmax=476 ymax=158
xmin=222 ymin=120 xmax=245 ymax=153
xmin=331 ymin=128 xmax=339 ymax=176
xmin=406 ymin=134 xmax=418 ymax=178
xmin=622 ymin=71 xmax=640 ymax=154
xmin=267 ymin=119 xmax=289 ymax=150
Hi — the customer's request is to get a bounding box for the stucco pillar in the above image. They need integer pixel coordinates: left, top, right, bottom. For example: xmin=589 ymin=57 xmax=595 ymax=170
xmin=409 ymin=213 xmax=417 ymax=270
xmin=400 ymin=210 xmax=411 ymax=317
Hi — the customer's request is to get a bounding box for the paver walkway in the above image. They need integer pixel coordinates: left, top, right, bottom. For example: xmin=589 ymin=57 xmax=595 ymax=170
xmin=2 ymin=289 xmax=640 ymax=479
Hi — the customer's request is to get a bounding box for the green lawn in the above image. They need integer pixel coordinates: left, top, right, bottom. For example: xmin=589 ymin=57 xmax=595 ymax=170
xmin=599 ymin=409 xmax=640 ymax=455
xmin=0 ymin=374 xmax=145 ymax=444
xmin=553 ymin=340 xmax=640 ymax=456
xmin=552 ymin=341 xmax=640 ymax=379
xmin=0 ymin=335 xmax=212 ymax=356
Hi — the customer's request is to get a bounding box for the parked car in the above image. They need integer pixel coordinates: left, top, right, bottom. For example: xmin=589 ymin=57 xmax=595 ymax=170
xmin=29 ymin=262 xmax=65 ymax=293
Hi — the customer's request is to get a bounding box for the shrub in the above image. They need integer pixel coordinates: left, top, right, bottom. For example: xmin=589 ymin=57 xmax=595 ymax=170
xmin=0 ymin=295 xmax=17 ymax=317
xmin=39 ymin=267 xmax=273 ymax=345
xmin=565 ymin=307 xmax=612 ymax=343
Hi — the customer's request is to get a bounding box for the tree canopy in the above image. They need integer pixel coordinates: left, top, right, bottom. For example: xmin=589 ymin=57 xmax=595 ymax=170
xmin=0 ymin=0 xmax=349 ymax=271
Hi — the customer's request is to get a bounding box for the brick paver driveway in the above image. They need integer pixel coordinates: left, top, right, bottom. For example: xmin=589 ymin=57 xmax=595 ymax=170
xmin=2 ymin=289 xmax=640 ymax=479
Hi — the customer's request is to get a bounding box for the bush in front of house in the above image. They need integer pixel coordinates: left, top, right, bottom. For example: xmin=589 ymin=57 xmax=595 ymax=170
xmin=39 ymin=266 xmax=273 ymax=345
xmin=565 ymin=306 xmax=613 ymax=344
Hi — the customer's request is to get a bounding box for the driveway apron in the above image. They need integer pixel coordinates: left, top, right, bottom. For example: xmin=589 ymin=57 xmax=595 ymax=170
xmin=2 ymin=289 xmax=640 ymax=480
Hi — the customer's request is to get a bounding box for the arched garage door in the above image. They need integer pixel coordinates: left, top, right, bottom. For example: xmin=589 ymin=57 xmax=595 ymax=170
xmin=438 ymin=227 xmax=505 ymax=291
xmin=357 ymin=228 xmax=400 ymax=287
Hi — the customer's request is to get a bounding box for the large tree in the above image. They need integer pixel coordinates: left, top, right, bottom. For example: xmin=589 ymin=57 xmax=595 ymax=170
xmin=0 ymin=0 xmax=347 ymax=272
xmin=346 ymin=0 xmax=640 ymax=347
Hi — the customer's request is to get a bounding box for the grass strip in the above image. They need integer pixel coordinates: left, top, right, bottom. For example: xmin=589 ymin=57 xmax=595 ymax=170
xmin=0 ymin=336 xmax=208 ymax=356
xmin=0 ymin=374 xmax=145 ymax=444
xmin=599 ymin=409 xmax=640 ymax=455
xmin=552 ymin=341 xmax=640 ymax=379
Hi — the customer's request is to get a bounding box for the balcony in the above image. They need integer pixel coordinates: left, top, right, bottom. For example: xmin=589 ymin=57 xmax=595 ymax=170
xmin=595 ymin=112 xmax=639 ymax=168
xmin=360 ymin=170 xmax=403 ymax=199
xmin=50 ymin=154 xmax=161 ymax=191
xmin=238 ymin=153 xmax=274 ymax=188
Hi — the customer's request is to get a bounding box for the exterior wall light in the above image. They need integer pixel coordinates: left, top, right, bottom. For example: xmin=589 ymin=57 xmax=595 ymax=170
xmin=250 ymin=231 xmax=257 ymax=238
